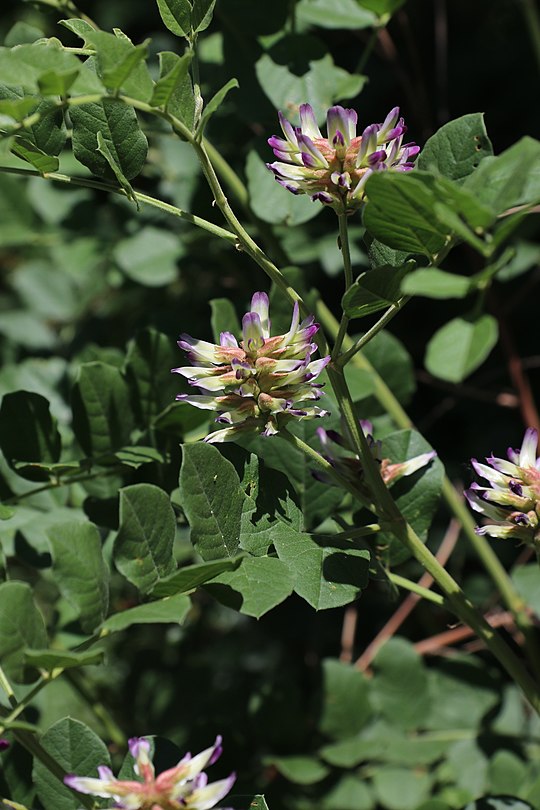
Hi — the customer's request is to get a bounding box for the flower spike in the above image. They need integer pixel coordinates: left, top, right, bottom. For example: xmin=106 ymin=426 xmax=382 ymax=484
xmin=266 ymin=102 xmax=419 ymax=212
xmin=64 ymin=735 xmax=235 ymax=810
xmin=465 ymin=429 xmax=540 ymax=546
xmin=173 ymin=293 xmax=330 ymax=442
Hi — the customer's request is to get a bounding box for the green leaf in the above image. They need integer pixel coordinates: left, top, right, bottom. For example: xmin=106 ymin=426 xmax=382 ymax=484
xmin=447 ymin=739 xmax=488 ymax=797
xmin=151 ymin=558 xmax=244 ymax=597
xmin=179 ymin=443 xmax=248 ymax=560
xmin=378 ymin=429 xmax=443 ymax=565
xmin=296 ymin=0 xmax=377 ymax=28
xmin=82 ymin=30 xmax=152 ymax=99
xmin=125 ymin=327 xmax=179 ymax=428
xmin=343 ymin=262 xmax=413 ymax=319
xmin=464 ymin=136 xmax=540 ymax=213
xmin=47 ymin=521 xmax=109 ymax=632
xmin=371 ymin=639 xmax=431 ymax=729
xmin=425 ymin=314 xmax=498 ymax=382
xmin=107 ymin=445 xmax=164 ymax=468
xmin=101 ymin=592 xmax=191 ymax=633
xmin=33 ymin=718 xmax=111 ymax=810
xmin=198 ymin=77 xmax=238 ymax=134
xmin=5 ymin=21 xmax=45 ymax=46
xmin=0 ymin=391 xmax=61 ymax=467
xmin=10 ymin=139 xmax=59 ymax=173
xmin=249 ymin=799 xmax=270 ymax=810
xmin=0 ymin=88 xmax=66 ymax=158
xmin=425 ymin=658 xmax=499 ymax=731
xmin=401 ymin=268 xmax=472 ymax=299
xmin=114 ymin=226 xmax=182 ymax=286
xmin=372 ymin=766 xmax=432 ymax=810
xmin=417 ymin=113 xmax=493 ymax=183
xmin=256 ymin=43 xmax=366 ymax=123
xmin=266 ymin=755 xmax=330 ymax=784
xmin=318 ymin=659 xmax=372 ymax=739
xmin=157 ymin=51 xmax=195 ymax=128
xmin=151 ymin=51 xmax=192 ymax=109
xmin=489 ymin=751 xmax=528 ymax=795
xmin=114 ymin=484 xmax=176 ymax=593
xmin=0 ymin=42 xmax=86 ymax=95
xmin=462 ymin=800 xmax=534 ymax=810
xmin=204 ymin=555 xmax=294 ymax=618
xmin=96 ymin=130 xmax=137 ymax=204
xmin=71 ymin=362 xmax=134 ymax=456
xmin=210 ymin=298 xmax=241 ymax=343
xmin=191 ymin=0 xmax=217 ymax=33
xmin=320 ymin=775 xmax=374 ymax=810
xmin=156 ymin=0 xmax=192 ymax=37
xmin=0 ymin=581 xmax=47 ymax=683
xmin=70 ymin=98 xmax=148 ymax=181
xmin=511 ymin=564 xmax=540 ymax=617
xmin=273 ymin=532 xmax=370 ymax=610
xmin=359 ymin=0 xmax=405 ymax=15
xmin=37 ymin=68 xmax=79 ymax=95
xmin=246 ymin=148 xmax=321 ymax=225
xmin=23 ymin=648 xmax=105 ymax=671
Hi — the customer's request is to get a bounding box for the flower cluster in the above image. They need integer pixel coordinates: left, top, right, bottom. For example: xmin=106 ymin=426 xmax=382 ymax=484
xmin=173 ymin=292 xmax=330 ymax=443
xmin=266 ymin=103 xmax=420 ymax=211
xmin=316 ymin=420 xmax=436 ymax=498
xmin=465 ymin=428 xmax=540 ymax=545
xmin=64 ymin=735 xmax=235 ymax=810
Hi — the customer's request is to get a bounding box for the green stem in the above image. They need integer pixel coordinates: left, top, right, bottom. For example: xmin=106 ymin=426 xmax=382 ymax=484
xmin=337 ymin=296 xmax=411 ymax=368
xmin=317 ymin=298 xmax=540 ymax=680
xmin=332 ymin=210 xmax=354 ymax=359
xmin=0 ymin=167 xmax=237 ymax=245
xmin=387 ymin=572 xmax=445 ymax=605
xmin=0 ymin=665 xmax=17 ymax=709
xmin=355 ymin=26 xmax=380 ymax=74
xmin=332 ymin=524 xmax=381 ymax=539
xmin=4 ymin=467 xmax=123 ymax=505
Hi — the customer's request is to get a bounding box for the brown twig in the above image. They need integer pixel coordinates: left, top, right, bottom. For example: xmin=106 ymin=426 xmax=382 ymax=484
xmin=340 ymin=605 xmax=359 ymax=663
xmin=355 ymin=519 xmax=461 ymax=672
xmin=414 ymin=611 xmax=522 ymax=655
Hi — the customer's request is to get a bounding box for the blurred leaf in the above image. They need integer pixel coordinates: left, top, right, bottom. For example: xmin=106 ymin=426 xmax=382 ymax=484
xmin=425 ymin=659 xmax=499 ymax=731
xmin=179 ymin=443 xmax=247 ymax=560
xmin=371 ymin=639 xmax=431 ymax=729
xmin=425 ymin=314 xmax=498 ymax=382
xmin=267 ymin=756 xmax=329 ymax=784
xmin=114 ymin=227 xmax=181 ymax=286
xmin=246 ymin=148 xmax=322 ymax=225
xmin=320 ymin=775 xmax=374 ymax=810
xmin=151 ymin=558 xmax=244 ymax=597
xmin=378 ymin=429 xmax=443 ymax=565
xmin=107 ymin=446 xmax=164 ymax=468
xmin=125 ymin=328 xmax=179 ymax=428
xmin=417 ymin=113 xmax=493 ymax=183
xmin=33 ymin=718 xmax=111 ymax=810
xmin=0 ymin=392 xmax=61 ymax=467
xmin=359 ymin=0 xmax=406 ymax=14
xmin=71 ymin=362 xmax=134 ymax=456
xmin=256 ymin=42 xmax=366 ymax=123
xmin=0 ymin=42 xmax=87 ymax=94
xmin=70 ymin=98 xmax=148 ymax=181
xmin=4 ymin=21 xmax=44 ymax=46
xmin=274 ymin=531 xmax=370 ymax=610
xmin=114 ymin=484 xmax=176 ymax=593
xmin=198 ymin=77 xmax=238 ymax=135
xmin=343 ymin=262 xmax=413 ymax=319
xmin=204 ymin=555 xmax=294 ymax=618
xmin=210 ymin=298 xmax=241 ymax=343
xmin=401 ymin=268 xmax=472 ymax=299
xmin=101 ymin=592 xmax=190 ymax=633
xmin=489 ymin=751 xmax=527 ymax=795
xmin=372 ymin=766 xmax=432 ymax=810
xmin=11 ymin=137 xmax=59 ymax=172
xmin=447 ymin=739 xmax=488 ymax=798
xmin=296 ymin=0 xmax=377 ymax=28
xmin=249 ymin=799 xmax=270 ymax=810
xmin=82 ymin=30 xmax=152 ymax=100
xmin=464 ymin=136 xmax=540 ymax=213
xmin=511 ymin=565 xmax=540 ymax=617
xmin=462 ymin=800 xmax=534 ymax=810
xmin=151 ymin=51 xmax=192 ymax=109
xmin=319 ymin=659 xmax=372 ymax=739
xmin=0 ymin=581 xmax=47 ymax=683
xmin=47 ymin=521 xmax=109 ymax=633
xmin=23 ymin=648 xmax=105 ymax=671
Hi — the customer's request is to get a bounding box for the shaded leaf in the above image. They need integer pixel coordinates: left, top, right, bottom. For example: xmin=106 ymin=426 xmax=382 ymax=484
xmin=71 ymin=362 xmax=134 ymax=457
xmin=318 ymin=659 xmax=372 ymax=739
xmin=343 ymin=262 xmax=413 ymax=319
xmin=151 ymin=558 xmax=244 ymax=597
xmin=204 ymin=555 xmax=294 ymax=618
xmin=23 ymin=648 xmax=105 ymax=671
xmin=114 ymin=484 xmax=176 ymax=593
xmin=101 ymin=593 xmax=190 ymax=633
xmin=47 ymin=521 xmax=109 ymax=632
xmin=0 ymin=581 xmax=47 ymax=683
xmin=0 ymin=391 xmax=61 ymax=466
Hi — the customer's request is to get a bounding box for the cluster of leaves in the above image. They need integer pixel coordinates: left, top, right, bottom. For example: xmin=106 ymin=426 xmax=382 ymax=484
xmin=0 ymin=1 xmax=540 ymax=809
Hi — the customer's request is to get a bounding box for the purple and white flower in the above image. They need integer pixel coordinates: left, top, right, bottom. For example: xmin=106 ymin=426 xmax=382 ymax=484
xmin=465 ymin=428 xmax=540 ymax=545
xmin=173 ymin=292 xmax=330 ymax=442
xmin=64 ymin=735 xmax=235 ymax=810
xmin=267 ymin=103 xmax=420 ymax=211
xmin=316 ymin=420 xmax=436 ymax=498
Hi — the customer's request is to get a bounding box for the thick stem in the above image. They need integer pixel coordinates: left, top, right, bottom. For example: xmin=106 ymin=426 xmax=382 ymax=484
xmin=332 ymin=210 xmax=353 ymax=359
